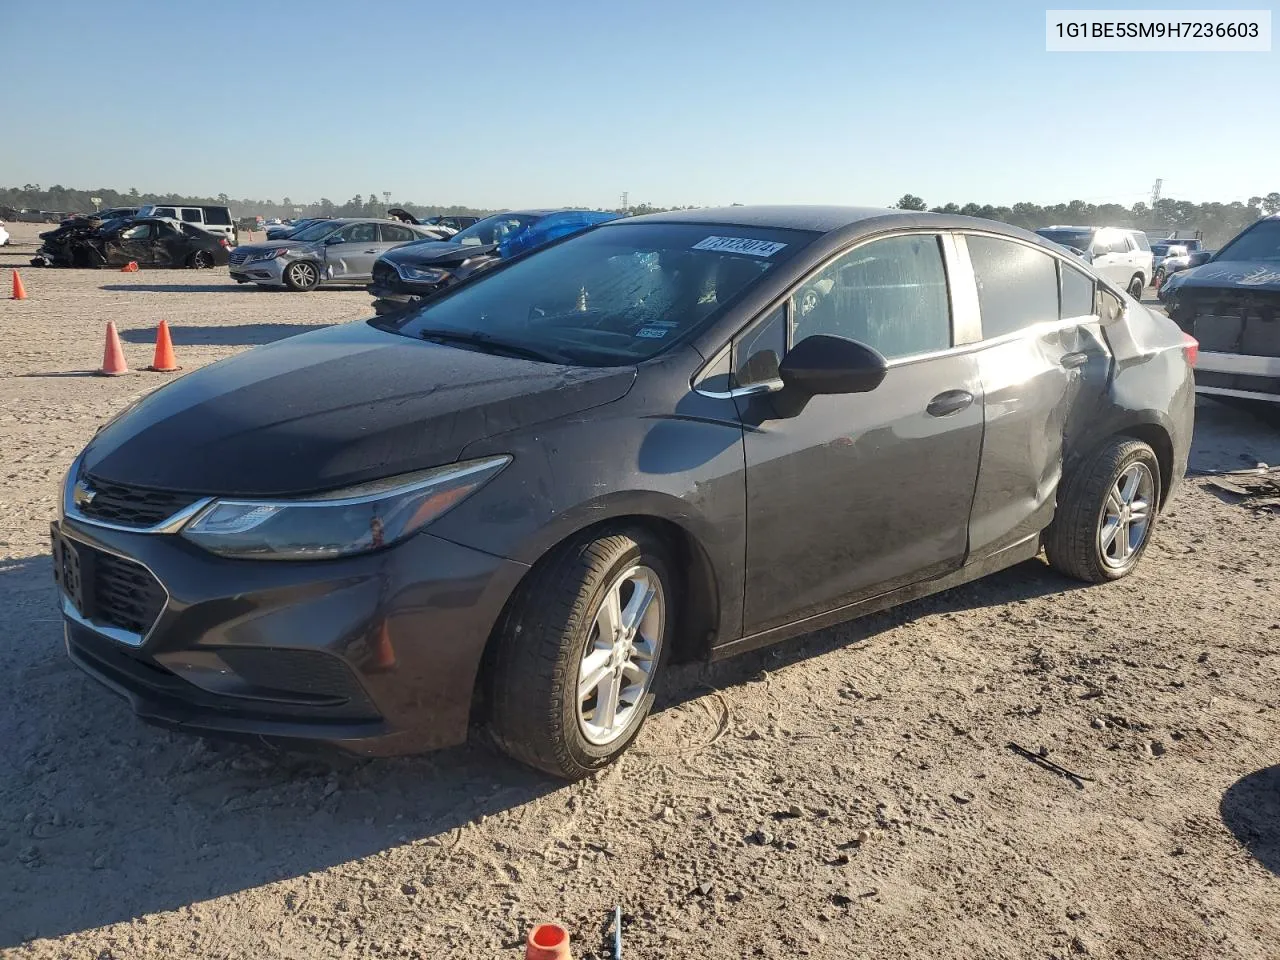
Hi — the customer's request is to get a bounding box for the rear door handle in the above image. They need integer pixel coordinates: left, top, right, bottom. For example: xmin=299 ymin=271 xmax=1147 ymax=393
xmin=926 ymin=389 xmax=974 ymax=417
xmin=1061 ymin=351 xmax=1089 ymax=369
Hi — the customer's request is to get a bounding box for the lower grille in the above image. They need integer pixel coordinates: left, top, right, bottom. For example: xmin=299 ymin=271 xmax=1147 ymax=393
xmin=1176 ymin=293 xmax=1280 ymax=358
xmin=228 ymin=250 xmax=249 ymax=265
xmin=218 ymin=648 xmax=373 ymax=705
xmin=92 ymin=549 xmax=166 ymax=636
xmin=79 ymin=474 xmax=197 ymax=528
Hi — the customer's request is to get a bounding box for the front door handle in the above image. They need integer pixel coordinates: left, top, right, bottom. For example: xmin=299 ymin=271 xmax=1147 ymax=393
xmin=1061 ymin=351 xmax=1089 ymax=369
xmin=926 ymin=389 xmax=974 ymax=418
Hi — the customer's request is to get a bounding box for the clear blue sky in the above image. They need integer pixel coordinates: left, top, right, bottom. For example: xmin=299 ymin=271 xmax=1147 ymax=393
xmin=5 ymin=0 xmax=1276 ymax=209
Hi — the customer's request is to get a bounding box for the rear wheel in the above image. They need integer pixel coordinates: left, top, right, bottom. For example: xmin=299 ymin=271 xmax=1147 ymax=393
xmin=486 ymin=527 xmax=674 ymax=779
xmin=283 ymin=259 xmax=320 ymax=291
xmin=188 ymin=250 xmax=214 ymax=269
xmin=1127 ymin=274 xmax=1145 ymax=299
xmin=1154 ymin=266 xmax=1166 ymax=287
xmin=1045 ymin=437 xmax=1161 ymax=583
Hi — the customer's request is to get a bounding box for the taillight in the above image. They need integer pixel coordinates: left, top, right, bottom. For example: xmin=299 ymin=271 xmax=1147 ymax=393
xmin=219 ymin=237 xmax=229 ymax=247
xmin=1181 ymin=332 xmax=1199 ymax=367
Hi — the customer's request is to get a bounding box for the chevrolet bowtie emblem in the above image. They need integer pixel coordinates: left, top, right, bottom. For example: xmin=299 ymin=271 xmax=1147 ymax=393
xmin=72 ymin=480 xmax=97 ymax=509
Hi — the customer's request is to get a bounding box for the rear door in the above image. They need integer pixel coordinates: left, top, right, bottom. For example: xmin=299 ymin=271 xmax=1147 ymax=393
xmin=735 ymin=232 xmax=985 ymax=635
xmin=378 ymin=221 xmax=420 ymax=255
xmin=960 ymin=233 xmax=1112 ymax=558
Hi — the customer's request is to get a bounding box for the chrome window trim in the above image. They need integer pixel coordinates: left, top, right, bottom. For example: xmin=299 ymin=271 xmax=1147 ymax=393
xmin=57 ymin=524 xmax=171 ymax=649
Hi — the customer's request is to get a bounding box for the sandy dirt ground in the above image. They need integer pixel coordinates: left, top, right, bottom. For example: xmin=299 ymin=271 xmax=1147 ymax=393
xmin=2 ymin=224 xmax=1279 ymax=959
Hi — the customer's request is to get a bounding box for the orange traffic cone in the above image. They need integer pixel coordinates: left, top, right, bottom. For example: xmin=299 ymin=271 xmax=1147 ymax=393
xmin=121 ymin=261 xmax=139 ymax=273
xmin=148 ymin=320 xmax=181 ymax=372
xmin=11 ymin=270 xmax=27 ymax=300
xmin=526 ymin=924 xmax=572 ymax=960
xmin=99 ymin=321 xmax=130 ymax=376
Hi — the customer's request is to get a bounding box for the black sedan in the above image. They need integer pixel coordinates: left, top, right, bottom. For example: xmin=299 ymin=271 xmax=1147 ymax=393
xmin=52 ymin=206 xmax=1195 ymax=778
xmin=34 ymin=216 xmax=230 ymax=269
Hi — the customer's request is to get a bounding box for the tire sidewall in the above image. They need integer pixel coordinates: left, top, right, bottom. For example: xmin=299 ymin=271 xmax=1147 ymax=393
xmin=1091 ymin=445 xmax=1161 ymax=580
xmin=557 ymin=534 xmax=675 ymax=773
xmin=285 ymin=260 xmax=319 ymax=291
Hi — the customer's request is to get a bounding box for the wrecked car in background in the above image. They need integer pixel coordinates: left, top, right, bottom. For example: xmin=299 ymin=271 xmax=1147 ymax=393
xmin=1161 ymin=215 xmax=1280 ymax=403
xmin=368 ymin=209 xmax=620 ymax=314
xmin=32 ymin=216 xmax=230 ymax=269
xmin=228 ymin=218 xmax=439 ymax=290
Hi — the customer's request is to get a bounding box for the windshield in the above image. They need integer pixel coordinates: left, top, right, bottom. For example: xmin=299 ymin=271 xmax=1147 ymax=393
xmin=1036 ymin=229 xmax=1093 ymax=251
xmin=1215 ymin=221 xmax=1280 ymax=262
xmin=388 ymin=222 xmax=815 ymax=366
xmin=289 ymin=220 xmax=339 ymax=242
xmin=452 ymin=213 xmax=542 ymax=247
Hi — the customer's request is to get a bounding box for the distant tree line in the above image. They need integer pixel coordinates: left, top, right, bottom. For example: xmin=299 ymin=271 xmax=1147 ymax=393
xmin=893 ymin=192 xmax=1280 ymax=248
xmin=0 ymin=184 xmax=500 ymax=222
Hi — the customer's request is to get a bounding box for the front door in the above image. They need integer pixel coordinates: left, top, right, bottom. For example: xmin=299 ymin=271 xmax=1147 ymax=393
xmin=736 ymin=233 xmax=984 ymax=636
xmin=324 ymin=221 xmax=382 ymax=282
xmin=113 ymin=222 xmax=157 ymax=266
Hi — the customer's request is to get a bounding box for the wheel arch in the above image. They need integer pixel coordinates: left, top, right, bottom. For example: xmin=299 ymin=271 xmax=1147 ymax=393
xmin=469 ymin=512 xmax=722 ymax=723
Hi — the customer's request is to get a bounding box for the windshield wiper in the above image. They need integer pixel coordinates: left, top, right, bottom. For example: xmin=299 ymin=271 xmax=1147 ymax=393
xmin=416 ymin=328 xmax=570 ymax=365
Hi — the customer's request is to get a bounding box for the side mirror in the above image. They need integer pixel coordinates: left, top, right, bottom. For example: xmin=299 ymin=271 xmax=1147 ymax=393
xmin=778 ymin=334 xmax=888 ymax=396
xmin=325 ymin=235 xmax=345 ymax=245
xmin=1188 ymin=251 xmax=1211 ymax=267
xmin=1090 ymin=244 xmax=1108 ymax=258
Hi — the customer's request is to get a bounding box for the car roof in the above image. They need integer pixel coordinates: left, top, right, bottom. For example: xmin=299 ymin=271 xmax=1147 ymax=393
xmin=607 ymin=205 xmax=1061 ymax=248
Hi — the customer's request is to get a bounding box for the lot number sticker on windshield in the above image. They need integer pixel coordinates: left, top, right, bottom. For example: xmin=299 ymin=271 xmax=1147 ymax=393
xmin=635 ymin=326 xmax=670 ymax=339
xmin=692 ymin=236 xmax=787 ymax=257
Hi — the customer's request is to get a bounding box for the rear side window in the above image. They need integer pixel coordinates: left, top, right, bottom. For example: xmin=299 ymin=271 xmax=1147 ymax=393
xmin=1130 ymin=232 xmax=1150 ymax=252
xmin=791 ymin=233 xmax=951 ymax=359
xmin=1060 ymin=263 xmax=1095 ymax=319
xmin=380 ymin=223 xmax=416 ymax=243
xmin=202 ymin=207 xmax=232 ymax=225
xmin=180 ymin=209 xmax=203 ymax=223
xmin=966 ymin=235 xmax=1059 ymax=339
xmin=154 ymin=207 xmax=176 ymax=219
xmin=1107 ymin=234 xmax=1131 ymax=254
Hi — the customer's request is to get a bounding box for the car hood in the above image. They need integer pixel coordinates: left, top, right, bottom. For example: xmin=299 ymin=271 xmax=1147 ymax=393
xmin=82 ymin=321 xmax=637 ymax=496
xmin=1165 ymin=260 xmax=1280 ymax=294
xmin=380 ymin=240 xmax=498 ymax=269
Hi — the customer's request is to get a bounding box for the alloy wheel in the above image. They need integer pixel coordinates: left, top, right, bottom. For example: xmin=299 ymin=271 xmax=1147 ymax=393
xmin=577 ymin=565 xmax=664 ymax=745
xmin=289 ymin=262 xmax=317 ymax=287
xmin=1098 ymin=462 xmax=1154 ymax=569
xmin=192 ymin=251 xmax=213 ymax=269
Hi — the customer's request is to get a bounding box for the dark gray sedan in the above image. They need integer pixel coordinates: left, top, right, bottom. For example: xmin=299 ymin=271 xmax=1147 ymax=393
xmin=228 ymin=217 xmax=442 ymax=290
xmin=52 ymin=206 xmax=1195 ymax=778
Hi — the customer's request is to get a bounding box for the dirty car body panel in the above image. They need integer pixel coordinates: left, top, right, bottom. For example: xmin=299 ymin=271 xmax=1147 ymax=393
xmin=53 ymin=207 xmax=1194 ymax=757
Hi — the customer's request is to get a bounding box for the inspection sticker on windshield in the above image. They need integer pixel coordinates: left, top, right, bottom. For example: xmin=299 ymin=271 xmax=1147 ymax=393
xmin=692 ymin=236 xmax=787 ymax=257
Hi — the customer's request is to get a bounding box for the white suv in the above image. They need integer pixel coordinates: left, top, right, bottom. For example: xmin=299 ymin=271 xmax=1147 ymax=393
xmin=1035 ymin=226 xmax=1152 ymax=299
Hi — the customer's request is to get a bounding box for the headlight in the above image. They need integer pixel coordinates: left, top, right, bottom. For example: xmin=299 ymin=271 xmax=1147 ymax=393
xmin=180 ymin=456 xmax=509 ymax=560
xmin=399 ymin=265 xmax=449 ymax=283
xmin=248 ymin=248 xmax=292 ymax=262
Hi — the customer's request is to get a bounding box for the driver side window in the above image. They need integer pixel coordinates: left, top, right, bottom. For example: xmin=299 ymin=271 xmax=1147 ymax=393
xmin=120 ymin=224 xmax=152 ymax=241
xmin=790 ymin=234 xmax=952 ymax=359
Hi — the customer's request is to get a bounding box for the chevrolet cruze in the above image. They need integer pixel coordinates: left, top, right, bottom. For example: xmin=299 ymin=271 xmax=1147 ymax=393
xmin=52 ymin=206 xmax=1196 ymax=780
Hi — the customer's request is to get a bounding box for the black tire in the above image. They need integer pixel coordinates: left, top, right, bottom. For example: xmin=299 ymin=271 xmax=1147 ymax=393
xmin=485 ymin=527 xmax=675 ymax=780
xmin=1044 ymin=438 xmax=1161 ymax=583
xmin=188 ymin=250 xmax=215 ymax=269
xmin=283 ymin=259 xmax=320 ymax=291
xmin=1127 ymin=274 xmax=1145 ymax=299
xmin=1154 ymin=267 xmax=1166 ymax=287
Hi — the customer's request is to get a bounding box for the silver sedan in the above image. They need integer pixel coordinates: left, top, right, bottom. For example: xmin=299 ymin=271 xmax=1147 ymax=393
xmin=229 ymin=218 xmax=444 ymax=290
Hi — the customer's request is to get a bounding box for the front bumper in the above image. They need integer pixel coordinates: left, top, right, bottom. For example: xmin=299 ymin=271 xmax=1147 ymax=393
xmin=229 ymin=255 xmax=287 ymax=285
xmin=1194 ymin=351 xmax=1280 ymax=403
xmin=53 ymin=515 xmax=528 ymax=756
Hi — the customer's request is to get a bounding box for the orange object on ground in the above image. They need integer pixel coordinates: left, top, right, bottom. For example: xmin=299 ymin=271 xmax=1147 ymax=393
xmin=148 ymin=320 xmax=181 ymax=372
xmin=121 ymin=261 xmax=139 ymax=273
xmin=99 ymin=321 xmax=129 ymax=376
xmin=11 ymin=270 xmax=27 ymax=299
xmin=526 ymin=923 xmax=572 ymax=960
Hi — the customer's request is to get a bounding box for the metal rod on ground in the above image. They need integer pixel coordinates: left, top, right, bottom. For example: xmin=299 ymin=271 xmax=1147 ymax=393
xmin=614 ymin=905 xmax=622 ymax=959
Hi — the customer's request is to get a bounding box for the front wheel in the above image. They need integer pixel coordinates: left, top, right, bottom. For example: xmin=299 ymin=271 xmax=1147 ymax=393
xmin=283 ymin=259 xmax=320 ymax=291
xmin=486 ymin=528 xmax=674 ymax=779
xmin=1045 ymin=438 xmax=1161 ymax=583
